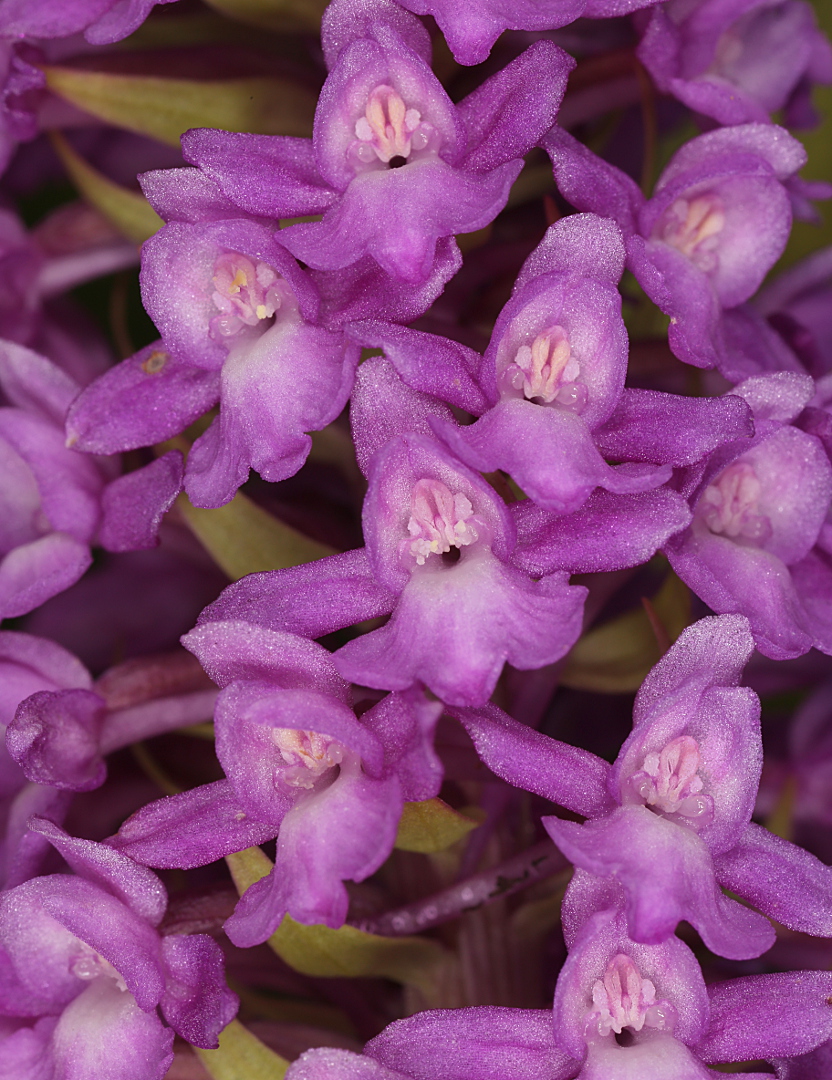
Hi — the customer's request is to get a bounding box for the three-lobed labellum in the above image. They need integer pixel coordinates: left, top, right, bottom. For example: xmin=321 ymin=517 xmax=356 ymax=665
xmin=699 ymin=461 xmax=773 ymax=545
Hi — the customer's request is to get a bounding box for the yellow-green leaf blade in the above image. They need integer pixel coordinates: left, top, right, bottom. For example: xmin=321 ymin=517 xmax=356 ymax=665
xmin=177 ymin=490 xmax=335 ymax=580
xmin=43 ymin=66 xmax=316 ymax=148
xmin=394 ymin=798 xmax=481 ymax=854
xmin=49 ymin=132 xmax=162 ymax=245
xmin=226 ymin=849 xmax=447 ymax=994
xmin=195 ymin=1019 xmax=290 ymax=1080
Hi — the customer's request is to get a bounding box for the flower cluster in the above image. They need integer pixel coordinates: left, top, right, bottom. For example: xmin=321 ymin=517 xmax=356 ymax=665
xmin=0 ymin=0 xmax=832 ymax=1077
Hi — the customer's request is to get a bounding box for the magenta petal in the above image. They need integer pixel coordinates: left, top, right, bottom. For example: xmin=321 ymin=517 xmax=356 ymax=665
xmin=225 ymin=764 xmax=402 ymax=944
xmin=699 ymin=971 xmax=832 ymax=1063
xmin=347 ymin=321 xmax=487 ymax=414
xmin=713 ymin=823 xmax=832 ymax=937
xmin=181 ymin=130 xmax=337 ymax=219
xmin=553 ymin=907 xmax=709 ymax=1058
xmin=28 ymin=820 xmax=167 ymax=926
xmin=432 ymin=403 xmax=671 ymax=514
xmin=182 ymin=621 xmax=348 ymax=699
xmin=214 ymin=682 xmax=384 ymax=821
xmin=7 ymin=688 xmax=106 ymax=792
xmin=595 ymin=389 xmax=754 ymax=466
xmin=334 ymin=554 xmax=586 ymax=706
xmin=48 ymin=977 xmax=173 ymax=1080
xmin=633 ymin=614 xmax=755 ymax=717
xmin=0 ymin=631 xmax=91 ymax=724
xmin=314 ymin=240 xmax=462 ymax=329
xmin=98 ymin=452 xmax=183 ymax=553
xmin=361 ymin=689 xmax=443 ymax=800
xmin=451 ymin=702 xmax=614 ymax=817
xmin=183 ymin=320 xmax=358 ymax=507
xmin=666 ymin=533 xmax=815 ymax=660
xmin=160 ymin=935 xmax=237 ymax=1049
xmin=321 ymin=0 xmax=432 ymax=68
xmin=107 ymin=781 xmax=280 ymax=870
xmin=280 ymin=157 xmax=521 ymax=283
xmin=544 ymin=806 xmax=775 ymax=959
xmin=456 ymin=41 xmax=574 ymax=172
xmin=543 ymin=126 xmax=644 ymax=236
xmin=0 ymin=341 xmax=79 ymax=426
xmin=197 ymin=550 xmax=396 ymax=639
xmin=366 ymin=1007 xmax=576 ymax=1080
xmin=287 ymin=1049 xmax=408 ymax=1080
xmin=350 ymin=354 xmax=458 ymax=478
xmin=0 ymin=532 xmax=91 ymax=619
xmin=65 ymin=341 xmax=221 ymax=455
xmin=40 ymin=878 xmax=165 ymax=1010
xmin=512 ymin=488 xmax=692 ymax=575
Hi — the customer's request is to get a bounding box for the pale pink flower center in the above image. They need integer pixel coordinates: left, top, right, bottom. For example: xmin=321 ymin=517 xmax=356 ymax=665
xmin=354 ymin=85 xmax=427 ymax=165
xmin=659 ymin=194 xmax=725 ymax=273
xmin=589 ymin=954 xmax=674 ymax=1038
xmin=504 ymin=326 xmax=586 ymax=410
xmin=406 ymin=478 xmax=478 ymax=566
xmin=211 ymin=252 xmax=284 ymax=339
xmin=700 ymin=461 xmax=772 ymax=544
xmin=633 ymin=735 xmax=709 ymax=818
xmin=272 ymin=728 xmax=345 ymax=789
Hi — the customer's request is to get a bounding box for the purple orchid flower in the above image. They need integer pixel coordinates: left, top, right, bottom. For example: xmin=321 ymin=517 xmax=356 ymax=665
xmin=419 ymin=213 xmax=753 ymax=514
xmin=6 ymin=655 xmax=218 ymax=795
xmin=0 ymin=819 xmax=237 ymax=1080
xmin=180 ymin=0 xmax=574 ymax=285
xmin=282 ymin=923 xmax=832 ymax=1080
xmin=391 ymin=0 xmax=663 ymax=67
xmin=0 ymin=630 xmax=94 ymax=890
xmin=665 ymin=372 xmax=832 ymax=660
xmin=66 ymin=190 xmax=360 ymax=508
xmin=0 ymin=341 xmax=182 ymax=622
xmin=544 ymin=123 xmax=808 ymax=371
xmin=0 ymin=0 xmax=180 ymax=46
xmin=453 ymin=615 xmax=832 ymax=958
xmin=637 ymin=0 xmax=832 ymax=128
xmin=199 ymin=429 xmax=587 ymax=707
xmin=107 ymin=619 xmax=443 ymax=947
xmin=0 ymin=341 xmax=183 ymax=619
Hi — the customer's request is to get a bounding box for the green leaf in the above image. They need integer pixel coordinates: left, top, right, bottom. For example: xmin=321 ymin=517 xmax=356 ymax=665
xmin=195 ymin=1020 xmax=290 ymax=1080
xmin=43 ymin=66 xmax=316 ymax=148
xmin=176 ymin=489 xmax=335 ymax=580
xmin=226 ymin=848 xmax=448 ymax=994
xmin=560 ymin=570 xmax=691 ymax=693
xmin=49 ymin=132 xmax=162 ymax=244
xmin=202 ymin=0 xmax=328 ymax=31
xmin=394 ymin=798 xmax=481 ymax=853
